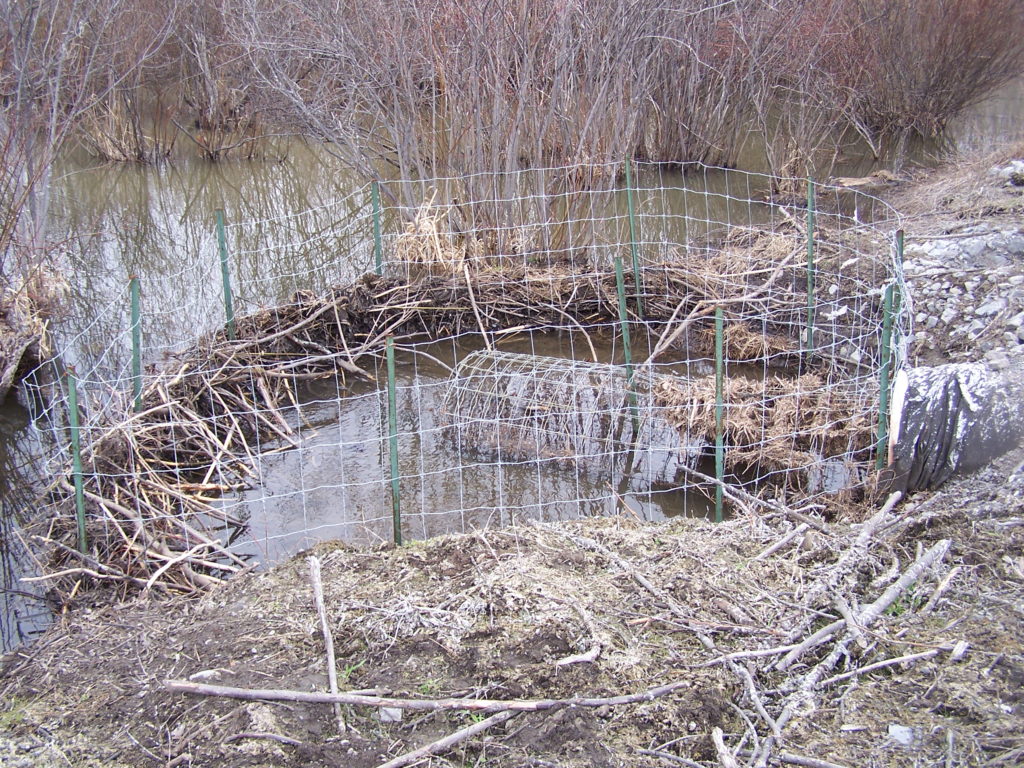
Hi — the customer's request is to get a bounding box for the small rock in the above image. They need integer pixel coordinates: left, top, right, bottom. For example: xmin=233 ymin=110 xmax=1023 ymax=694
xmin=379 ymin=707 xmax=403 ymax=723
xmin=940 ymin=307 xmax=958 ymax=325
xmin=1017 ymin=325 xmax=1024 ymax=343
xmin=888 ymin=724 xmax=916 ymax=746
xmin=963 ymin=238 xmax=987 ymax=259
xmin=1007 ymin=275 xmax=1024 ymax=286
xmin=985 ymin=349 xmax=1011 ymax=370
xmin=992 ymin=159 xmax=1024 ymax=184
xmin=976 ymin=297 xmax=1008 ymax=317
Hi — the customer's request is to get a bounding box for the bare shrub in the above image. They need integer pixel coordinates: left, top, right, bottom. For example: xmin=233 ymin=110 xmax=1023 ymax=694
xmin=0 ymin=0 xmax=173 ymax=283
xmin=824 ymin=0 xmax=1024 ymax=145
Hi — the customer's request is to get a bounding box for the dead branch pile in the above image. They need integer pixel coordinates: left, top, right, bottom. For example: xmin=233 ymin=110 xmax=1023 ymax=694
xmin=32 ymin=221 xmax=892 ymax=599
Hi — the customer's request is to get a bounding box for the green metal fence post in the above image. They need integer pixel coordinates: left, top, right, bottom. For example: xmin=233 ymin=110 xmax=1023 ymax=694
xmin=215 ymin=209 xmax=236 ymax=340
xmin=876 ymin=282 xmax=896 ymax=470
xmin=893 ymin=229 xmax=905 ymax=331
xmin=386 ymin=337 xmax=402 ymax=545
xmin=68 ymin=367 xmax=87 ymax=553
xmin=130 ymin=275 xmax=142 ymax=412
xmin=613 ymin=253 xmax=634 ymax=374
xmin=625 ymin=158 xmax=644 ymax=317
xmin=372 ymin=181 xmax=384 ymax=277
xmin=714 ymin=307 xmax=725 ymax=522
xmin=805 ymin=178 xmax=816 ymax=354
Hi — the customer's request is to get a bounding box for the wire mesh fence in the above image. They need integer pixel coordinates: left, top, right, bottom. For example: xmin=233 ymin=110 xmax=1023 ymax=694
xmin=21 ymin=161 xmax=908 ymax=590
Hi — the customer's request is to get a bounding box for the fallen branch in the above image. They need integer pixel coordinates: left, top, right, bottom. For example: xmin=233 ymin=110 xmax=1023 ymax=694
xmin=309 ymin=556 xmax=345 ymax=734
xmin=374 ymin=710 xmax=517 ymax=768
xmin=774 ymin=539 xmax=952 ymax=733
xmin=164 ymin=678 xmax=688 ymax=713
xmin=817 ymin=647 xmax=944 ymax=689
xmin=711 ymin=726 xmax=741 ymax=768
xmin=224 ymin=732 xmax=303 ymax=747
xmin=754 ymin=523 xmax=809 ymax=561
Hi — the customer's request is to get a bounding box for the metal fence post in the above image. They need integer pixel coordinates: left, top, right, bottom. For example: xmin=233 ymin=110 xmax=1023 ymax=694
xmin=215 ymin=209 xmax=236 ymax=340
xmin=386 ymin=337 xmax=402 ymax=545
xmin=130 ymin=275 xmax=142 ymax=412
xmin=372 ymin=181 xmax=384 ymax=277
xmin=68 ymin=367 xmax=87 ymax=553
xmin=625 ymin=158 xmax=644 ymax=317
xmin=805 ymin=178 xmax=816 ymax=354
xmin=714 ymin=307 xmax=725 ymax=522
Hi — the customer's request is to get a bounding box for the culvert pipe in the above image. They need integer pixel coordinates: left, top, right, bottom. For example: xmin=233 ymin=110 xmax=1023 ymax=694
xmin=888 ymin=362 xmax=1024 ymax=492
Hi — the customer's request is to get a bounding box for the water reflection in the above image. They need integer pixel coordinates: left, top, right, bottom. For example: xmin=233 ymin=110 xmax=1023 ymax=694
xmin=226 ymin=333 xmax=719 ymax=564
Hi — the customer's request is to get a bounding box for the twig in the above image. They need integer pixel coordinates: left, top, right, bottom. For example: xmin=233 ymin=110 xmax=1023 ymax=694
xmin=817 ymin=648 xmax=943 ymax=689
xmin=224 ymin=732 xmax=303 ymax=747
xmin=738 ymin=751 xmax=851 ymax=768
xmin=309 ymin=556 xmax=345 ymax=734
xmin=754 ymin=523 xmax=809 ymax=561
xmin=463 ymin=262 xmax=493 ymax=352
xmin=920 ymin=566 xmax=961 ymax=615
xmin=635 ymin=749 xmax=705 ymax=768
xmin=374 ymin=710 xmax=517 ymax=768
xmin=777 ymin=752 xmax=852 ymax=768
xmin=775 ymin=620 xmax=844 ymax=672
xmin=701 ymin=644 xmax=801 ymax=667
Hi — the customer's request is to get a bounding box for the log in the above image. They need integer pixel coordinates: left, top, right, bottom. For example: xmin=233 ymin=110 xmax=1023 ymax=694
xmin=889 ymin=362 xmax=1024 ymax=492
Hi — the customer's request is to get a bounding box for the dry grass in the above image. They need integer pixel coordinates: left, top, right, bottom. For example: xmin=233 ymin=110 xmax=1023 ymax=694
xmin=889 ymin=140 xmax=1024 ymax=225
xmin=656 ymin=372 xmax=875 ymax=494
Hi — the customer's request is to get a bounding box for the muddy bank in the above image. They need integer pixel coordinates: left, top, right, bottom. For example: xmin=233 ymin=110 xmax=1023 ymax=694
xmin=2 ymin=453 xmax=1022 ymax=767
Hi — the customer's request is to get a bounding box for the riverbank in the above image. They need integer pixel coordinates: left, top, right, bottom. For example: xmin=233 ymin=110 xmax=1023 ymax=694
xmin=1 ymin=148 xmax=1023 ymax=767
xmin=0 ymin=451 xmax=1021 ymax=768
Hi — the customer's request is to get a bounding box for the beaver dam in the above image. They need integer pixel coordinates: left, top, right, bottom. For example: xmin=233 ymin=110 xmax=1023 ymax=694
xmin=20 ymin=165 xmax=907 ymax=600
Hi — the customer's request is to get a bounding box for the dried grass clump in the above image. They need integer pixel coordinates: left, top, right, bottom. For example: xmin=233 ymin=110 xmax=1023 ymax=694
xmin=656 ymin=373 xmax=875 ymax=488
xmin=393 ymin=193 xmax=489 ymax=276
xmin=675 ymin=229 xmax=805 ymax=301
xmin=698 ymin=321 xmax=797 ymax=362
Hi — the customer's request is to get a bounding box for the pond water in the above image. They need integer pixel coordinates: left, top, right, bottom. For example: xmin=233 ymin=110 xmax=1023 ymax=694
xmin=229 ymin=332 xmax=721 ymax=565
xmin=2 ymin=80 xmax=1023 ymax=651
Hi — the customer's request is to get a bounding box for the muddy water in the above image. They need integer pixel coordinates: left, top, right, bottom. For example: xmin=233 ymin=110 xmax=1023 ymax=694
xmin=3 ymin=82 xmax=1024 ymax=649
xmin=225 ymin=333 xmax=720 ymax=564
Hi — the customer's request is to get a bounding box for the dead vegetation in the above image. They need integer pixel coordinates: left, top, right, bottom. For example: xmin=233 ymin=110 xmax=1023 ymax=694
xmin=657 ymin=373 xmax=875 ymax=498
xmin=889 ymin=140 xmax=1024 ymax=226
xmin=3 ymin=448 xmax=1022 ymax=767
xmin=23 ymin=215 xmax=896 ymax=603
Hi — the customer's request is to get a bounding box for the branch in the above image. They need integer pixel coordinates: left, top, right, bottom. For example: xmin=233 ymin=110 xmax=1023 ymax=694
xmin=374 ymin=710 xmax=517 ymax=768
xmin=164 ymin=678 xmax=688 ymax=713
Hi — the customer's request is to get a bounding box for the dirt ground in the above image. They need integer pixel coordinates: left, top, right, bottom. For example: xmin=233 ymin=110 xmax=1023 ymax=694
xmin=2 ymin=150 xmax=1023 ymax=768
